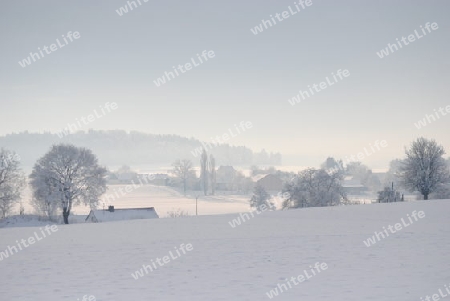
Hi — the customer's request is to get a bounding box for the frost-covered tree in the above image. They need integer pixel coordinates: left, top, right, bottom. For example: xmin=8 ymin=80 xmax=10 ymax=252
xmin=249 ymin=184 xmax=273 ymax=209
xmin=429 ymin=183 xmax=450 ymax=200
xmin=30 ymin=144 xmax=107 ymax=224
xmin=282 ymin=168 xmax=346 ymax=209
xmin=0 ymin=149 xmax=25 ymax=218
xmin=383 ymin=159 xmax=403 ymax=187
xmin=30 ymin=175 xmax=60 ymax=219
xmin=170 ymin=159 xmax=196 ymax=195
xmin=200 ymin=149 xmax=209 ymax=195
xmin=399 ymin=138 xmax=450 ymax=200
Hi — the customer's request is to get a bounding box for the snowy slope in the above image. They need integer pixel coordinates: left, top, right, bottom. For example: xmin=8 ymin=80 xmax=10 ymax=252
xmin=0 ymin=200 xmax=449 ymax=301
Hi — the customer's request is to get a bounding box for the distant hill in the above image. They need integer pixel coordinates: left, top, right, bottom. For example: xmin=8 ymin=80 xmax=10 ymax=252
xmin=0 ymin=130 xmax=281 ymax=170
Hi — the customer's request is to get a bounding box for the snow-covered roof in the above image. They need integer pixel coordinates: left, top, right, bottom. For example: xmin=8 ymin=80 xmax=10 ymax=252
xmin=251 ymin=174 xmax=268 ymax=182
xmin=342 ymin=176 xmax=365 ymax=188
xmin=86 ymin=207 xmax=159 ymax=223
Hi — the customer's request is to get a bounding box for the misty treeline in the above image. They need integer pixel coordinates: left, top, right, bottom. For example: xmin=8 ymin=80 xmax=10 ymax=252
xmin=0 ymin=130 xmax=281 ymax=168
xmin=168 ymin=151 xmax=251 ymax=196
xmin=173 ymin=138 xmax=449 ymax=211
xmin=0 ymin=137 xmax=449 ymax=221
xmin=268 ymin=137 xmax=450 ymax=209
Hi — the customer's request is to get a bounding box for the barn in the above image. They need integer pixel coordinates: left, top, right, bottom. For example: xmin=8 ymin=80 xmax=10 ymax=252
xmin=253 ymin=174 xmax=283 ymax=192
xmin=85 ymin=206 xmax=159 ymax=223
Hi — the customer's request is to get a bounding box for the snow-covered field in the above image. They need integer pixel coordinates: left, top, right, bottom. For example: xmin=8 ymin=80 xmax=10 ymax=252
xmin=19 ymin=184 xmax=251 ymax=218
xmin=1 ymin=199 xmax=449 ymax=301
xmin=92 ymin=184 xmax=251 ymax=218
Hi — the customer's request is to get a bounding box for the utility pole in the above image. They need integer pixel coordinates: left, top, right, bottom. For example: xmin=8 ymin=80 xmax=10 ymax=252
xmin=391 ymin=182 xmax=394 ymax=203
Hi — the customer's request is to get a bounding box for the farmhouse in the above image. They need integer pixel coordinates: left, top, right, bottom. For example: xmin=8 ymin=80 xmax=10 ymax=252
xmin=85 ymin=206 xmax=159 ymax=223
xmin=341 ymin=176 xmax=368 ymax=195
xmin=253 ymin=174 xmax=283 ymax=192
xmin=215 ymin=166 xmax=237 ymax=190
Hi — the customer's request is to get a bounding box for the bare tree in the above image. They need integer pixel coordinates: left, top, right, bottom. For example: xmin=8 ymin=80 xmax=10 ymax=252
xmin=0 ymin=149 xmax=25 ymax=218
xmin=170 ymin=159 xmax=196 ymax=195
xmin=399 ymin=138 xmax=450 ymax=200
xmin=30 ymin=144 xmax=107 ymax=224
xmin=200 ymin=149 xmax=209 ymax=195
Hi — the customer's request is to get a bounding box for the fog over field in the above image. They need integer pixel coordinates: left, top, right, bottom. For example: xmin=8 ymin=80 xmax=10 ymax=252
xmin=1 ymin=1 xmax=450 ymax=300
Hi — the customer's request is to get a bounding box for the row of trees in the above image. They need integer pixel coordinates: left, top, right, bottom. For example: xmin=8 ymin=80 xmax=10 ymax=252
xmin=1 ymin=137 xmax=448 ymax=221
xmin=248 ymin=168 xmax=347 ymax=210
xmin=170 ymin=150 xmax=257 ymax=195
xmin=251 ymin=137 xmax=450 ymax=210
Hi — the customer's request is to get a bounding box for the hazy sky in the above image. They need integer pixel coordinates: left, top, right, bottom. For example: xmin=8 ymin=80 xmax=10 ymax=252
xmin=1 ymin=0 xmax=449 ymax=169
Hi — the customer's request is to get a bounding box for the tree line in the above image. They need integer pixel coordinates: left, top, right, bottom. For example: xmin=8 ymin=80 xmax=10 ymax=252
xmin=0 ymin=130 xmax=281 ymax=168
xmin=249 ymin=137 xmax=450 ymax=210
xmin=0 ymin=137 xmax=449 ymax=223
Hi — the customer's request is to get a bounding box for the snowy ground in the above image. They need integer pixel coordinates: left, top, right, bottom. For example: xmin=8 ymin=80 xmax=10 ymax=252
xmin=0 ymin=215 xmax=56 ymax=228
xmin=0 ymin=199 xmax=449 ymax=300
xmin=91 ymin=184 xmax=251 ymax=218
xmin=19 ymin=184 xmax=251 ymax=218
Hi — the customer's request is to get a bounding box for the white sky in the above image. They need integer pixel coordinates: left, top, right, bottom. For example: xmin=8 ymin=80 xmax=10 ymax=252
xmin=1 ymin=0 xmax=449 ymax=169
